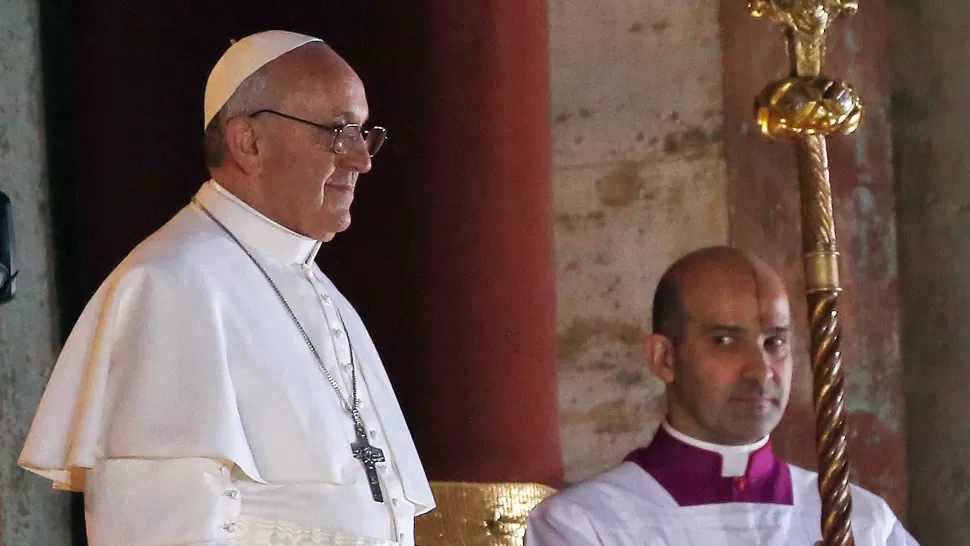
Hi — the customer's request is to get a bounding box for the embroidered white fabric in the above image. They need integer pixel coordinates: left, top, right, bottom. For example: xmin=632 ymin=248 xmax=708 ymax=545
xmin=231 ymin=515 xmax=399 ymax=546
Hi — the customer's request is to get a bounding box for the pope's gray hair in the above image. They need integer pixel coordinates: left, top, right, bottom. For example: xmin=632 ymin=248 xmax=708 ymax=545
xmin=203 ymin=67 xmax=275 ymax=169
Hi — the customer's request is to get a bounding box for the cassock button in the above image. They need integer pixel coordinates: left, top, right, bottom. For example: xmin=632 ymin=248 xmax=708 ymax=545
xmin=225 ymin=489 xmax=239 ymax=499
xmin=369 ymin=429 xmax=379 ymax=439
xmin=399 ymin=533 xmax=406 ymax=541
xmin=734 ymin=477 xmax=747 ymax=491
xmin=392 ymin=497 xmax=400 ymax=507
xmin=322 ymin=293 xmax=332 ymax=304
xmin=378 ymin=462 xmax=389 ymax=475
xmin=332 ymin=328 xmax=344 ymax=338
xmin=222 ymin=522 xmax=237 ymax=533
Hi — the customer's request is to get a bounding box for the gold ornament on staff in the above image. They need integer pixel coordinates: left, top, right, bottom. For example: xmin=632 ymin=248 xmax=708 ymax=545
xmin=747 ymin=1 xmax=864 ymax=545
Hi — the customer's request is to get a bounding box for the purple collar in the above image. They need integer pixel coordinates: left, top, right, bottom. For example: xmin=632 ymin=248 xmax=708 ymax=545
xmin=625 ymin=426 xmax=793 ymax=506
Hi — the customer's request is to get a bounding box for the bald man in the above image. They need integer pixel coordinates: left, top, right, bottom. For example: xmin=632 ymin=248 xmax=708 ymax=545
xmin=526 ymin=247 xmax=917 ymax=545
xmin=20 ymin=31 xmax=433 ymax=546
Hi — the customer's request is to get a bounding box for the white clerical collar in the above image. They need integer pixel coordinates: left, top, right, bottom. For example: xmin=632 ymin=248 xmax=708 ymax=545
xmin=661 ymin=421 xmax=769 ymax=478
xmin=193 ymin=180 xmax=323 ymax=266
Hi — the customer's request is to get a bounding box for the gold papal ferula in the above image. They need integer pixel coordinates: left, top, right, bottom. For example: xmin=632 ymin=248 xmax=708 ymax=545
xmin=756 ymin=76 xmax=863 ymax=139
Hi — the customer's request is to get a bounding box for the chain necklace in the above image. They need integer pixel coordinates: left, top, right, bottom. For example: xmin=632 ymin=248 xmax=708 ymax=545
xmin=194 ymin=199 xmax=387 ymax=502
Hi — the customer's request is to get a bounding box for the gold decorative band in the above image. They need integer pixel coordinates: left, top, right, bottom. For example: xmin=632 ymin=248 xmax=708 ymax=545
xmin=803 ymin=251 xmax=842 ymax=293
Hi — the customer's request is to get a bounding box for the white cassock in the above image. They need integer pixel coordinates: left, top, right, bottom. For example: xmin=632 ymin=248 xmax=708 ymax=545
xmin=526 ymin=423 xmax=918 ymax=546
xmin=19 ymin=180 xmax=435 ymax=546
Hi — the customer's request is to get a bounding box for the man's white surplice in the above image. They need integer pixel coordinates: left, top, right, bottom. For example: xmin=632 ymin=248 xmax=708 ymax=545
xmin=526 ymin=462 xmax=918 ymax=546
xmin=19 ymin=181 xmax=434 ymax=546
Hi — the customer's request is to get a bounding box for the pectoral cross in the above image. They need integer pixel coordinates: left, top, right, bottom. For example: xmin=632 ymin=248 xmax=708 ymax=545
xmin=351 ymin=423 xmax=386 ymax=503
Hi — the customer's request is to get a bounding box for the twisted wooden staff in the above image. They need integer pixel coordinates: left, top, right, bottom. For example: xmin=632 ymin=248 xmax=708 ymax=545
xmin=747 ymin=1 xmax=865 ymax=545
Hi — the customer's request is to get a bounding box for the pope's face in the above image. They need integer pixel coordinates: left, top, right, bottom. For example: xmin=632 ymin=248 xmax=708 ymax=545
xmin=666 ymin=265 xmax=794 ymax=445
xmin=255 ymin=45 xmax=373 ymax=241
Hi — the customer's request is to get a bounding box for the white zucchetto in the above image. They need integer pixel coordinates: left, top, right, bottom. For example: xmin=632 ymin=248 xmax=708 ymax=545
xmin=204 ymin=30 xmax=322 ymax=128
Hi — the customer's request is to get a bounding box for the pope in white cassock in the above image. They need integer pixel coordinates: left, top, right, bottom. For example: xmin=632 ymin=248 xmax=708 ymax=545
xmin=19 ymin=30 xmax=434 ymax=546
xmin=525 ymin=247 xmax=918 ymax=546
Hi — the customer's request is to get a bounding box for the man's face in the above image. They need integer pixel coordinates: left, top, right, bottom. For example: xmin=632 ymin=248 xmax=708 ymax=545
xmin=254 ymin=46 xmax=373 ymax=241
xmin=667 ymin=266 xmax=794 ymax=445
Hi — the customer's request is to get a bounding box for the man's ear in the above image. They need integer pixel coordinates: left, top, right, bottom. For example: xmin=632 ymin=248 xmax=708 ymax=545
xmin=644 ymin=334 xmax=676 ymax=384
xmin=225 ymin=117 xmax=262 ymax=174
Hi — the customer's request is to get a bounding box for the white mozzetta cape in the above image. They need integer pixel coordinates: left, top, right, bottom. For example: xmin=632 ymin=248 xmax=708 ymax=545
xmin=19 ymin=182 xmax=435 ymax=521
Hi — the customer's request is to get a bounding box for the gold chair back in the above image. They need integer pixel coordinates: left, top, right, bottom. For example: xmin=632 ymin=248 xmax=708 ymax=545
xmin=414 ymin=481 xmax=556 ymax=546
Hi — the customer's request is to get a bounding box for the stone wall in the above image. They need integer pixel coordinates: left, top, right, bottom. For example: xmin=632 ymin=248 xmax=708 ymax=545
xmin=549 ymin=0 xmax=729 ymax=482
xmin=0 ymin=0 xmax=74 ymax=542
xmin=891 ymin=0 xmax=970 ymax=542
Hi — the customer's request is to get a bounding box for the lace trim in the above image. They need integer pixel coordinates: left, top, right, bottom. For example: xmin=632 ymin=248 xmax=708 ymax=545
xmin=231 ymin=515 xmax=399 ymax=546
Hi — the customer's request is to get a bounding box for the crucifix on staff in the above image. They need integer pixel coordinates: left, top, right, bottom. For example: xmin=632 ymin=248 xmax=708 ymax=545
xmin=750 ymin=0 xmax=864 ymax=543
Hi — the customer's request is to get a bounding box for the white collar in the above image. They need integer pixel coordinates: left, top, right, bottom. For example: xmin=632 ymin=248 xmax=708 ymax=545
xmin=193 ymin=180 xmax=323 ymax=266
xmin=661 ymin=421 xmax=769 ymax=477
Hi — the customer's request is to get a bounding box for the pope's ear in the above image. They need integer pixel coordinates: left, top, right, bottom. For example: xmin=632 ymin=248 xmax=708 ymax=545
xmin=224 ymin=117 xmax=262 ymax=173
xmin=644 ymin=334 xmax=675 ymax=383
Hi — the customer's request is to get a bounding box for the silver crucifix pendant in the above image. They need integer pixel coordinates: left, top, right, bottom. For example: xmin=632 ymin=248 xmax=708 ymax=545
xmin=351 ymin=424 xmax=386 ymax=503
